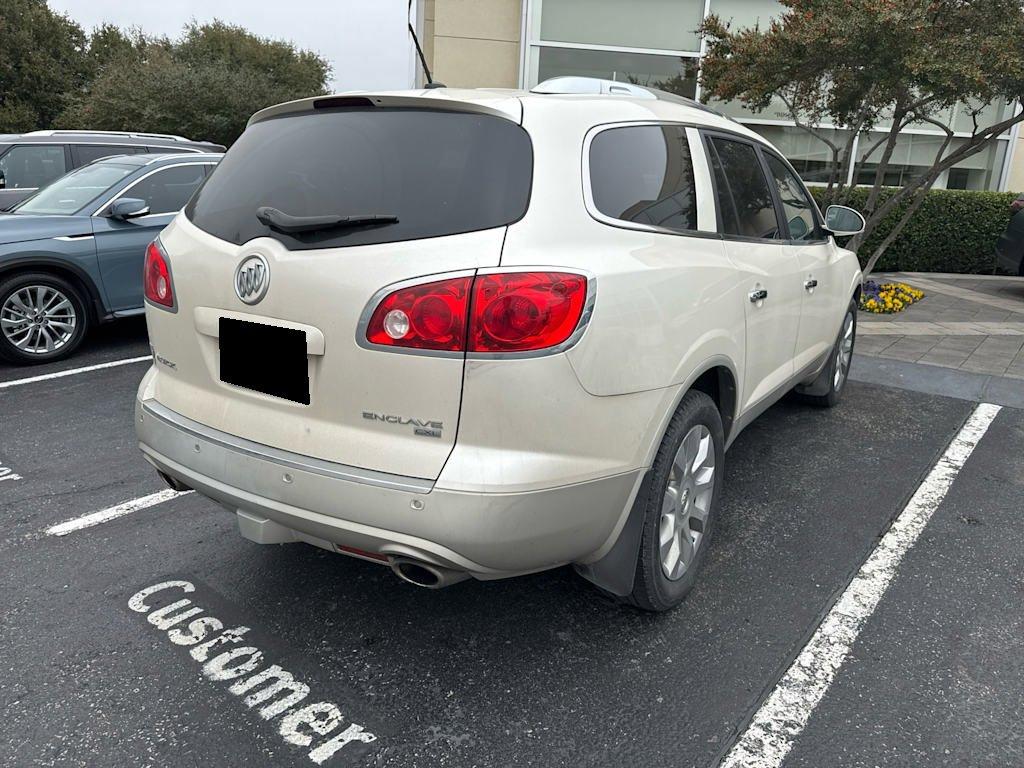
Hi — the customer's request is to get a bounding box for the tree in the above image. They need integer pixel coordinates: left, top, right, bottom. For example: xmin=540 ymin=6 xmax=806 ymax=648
xmin=58 ymin=21 xmax=331 ymax=147
xmin=0 ymin=0 xmax=87 ymax=132
xmin=175 ymin=21 xmax=330 ymax=96
xmin=83 ymin=24 xmax=150 ymax=76
xmin=699 ymin=0 xmax=1024 ymax=277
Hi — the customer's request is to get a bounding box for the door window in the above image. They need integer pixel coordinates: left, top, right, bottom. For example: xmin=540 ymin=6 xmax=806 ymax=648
xmin=0 ymin=145 xmax=67 ymax=189
xmin=118 ymin=164 xmax=208 ymax=216
xmin=589 ymin=124 xmax=698 ymax=233
xmin=707 ymin=137 xmax=781 ymax=240
xmin=764 ymin=153 xmax=819 ymax=241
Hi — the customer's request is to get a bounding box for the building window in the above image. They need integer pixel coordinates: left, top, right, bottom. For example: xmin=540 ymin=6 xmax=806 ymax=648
xmin=855 ymin=133 xmax=1008 ymax=191
xmin=522 ymin=0 xmax=1016 ymax=191
xmin=535 ymin=47 xmax=698 ymax=98
xmin=537 ymin=0 xmax=705 ymax=52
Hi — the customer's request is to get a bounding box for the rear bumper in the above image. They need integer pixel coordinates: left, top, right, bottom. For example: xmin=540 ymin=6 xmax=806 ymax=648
xmin=135 ymin=397 xmax=641 ymax=578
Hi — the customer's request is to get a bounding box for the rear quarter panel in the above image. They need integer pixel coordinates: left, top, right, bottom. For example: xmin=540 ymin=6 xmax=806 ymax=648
xmin=504 ymin=98 xmax=745 ymax=399
xmin=438 ymin=100 xmax=745 ymax=496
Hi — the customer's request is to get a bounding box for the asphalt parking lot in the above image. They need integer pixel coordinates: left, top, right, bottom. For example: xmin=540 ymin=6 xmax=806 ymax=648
xmin=2 ymin=323 xmax=1022 ymax=767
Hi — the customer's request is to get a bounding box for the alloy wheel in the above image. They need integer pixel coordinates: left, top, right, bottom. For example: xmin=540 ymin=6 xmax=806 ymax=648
xmin=833 ymin=311 xmax=854 ymax=391
xmin=659 ymin=424 xmax=716 ymax=581
xmin=0 ymin=285 xmax=78 ymax=355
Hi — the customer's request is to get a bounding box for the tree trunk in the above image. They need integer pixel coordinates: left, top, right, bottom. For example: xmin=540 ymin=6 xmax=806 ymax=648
xmin=860 ymin=184 xmax=931 ymax=279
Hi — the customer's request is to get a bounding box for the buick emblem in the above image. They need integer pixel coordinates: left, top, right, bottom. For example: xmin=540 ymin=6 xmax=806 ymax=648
xmin=234 ymin=254 xmax=270 ymax=304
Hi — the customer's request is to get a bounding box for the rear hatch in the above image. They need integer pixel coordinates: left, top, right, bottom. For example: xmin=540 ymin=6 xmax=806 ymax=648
xmin=146 ymin=99 xmax=531 ymax=480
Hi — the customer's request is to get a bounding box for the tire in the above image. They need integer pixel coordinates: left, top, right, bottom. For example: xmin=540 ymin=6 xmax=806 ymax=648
xmin=0 ymin=272 xmax=90 ymax=365
xmin=796 ymin=298 xmax=857 ymax=408
xmin=626 ymin=390 xmax=725 ymax=612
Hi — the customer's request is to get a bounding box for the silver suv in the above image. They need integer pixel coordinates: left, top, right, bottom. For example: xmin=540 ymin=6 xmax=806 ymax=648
xmin=135 ymin=79 xmax=864 ymax=611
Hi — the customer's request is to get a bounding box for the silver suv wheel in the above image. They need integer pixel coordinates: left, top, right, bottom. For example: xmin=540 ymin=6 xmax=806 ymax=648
xmin=627 ymin=389 xmax=725 ymax=612
xmin=659 ymin=424 xmax=716 ymax=580
xmin=833 ymin=309 xmax=854 ymax=391
xmin=1 ymin=285 xmax=78 ymax=355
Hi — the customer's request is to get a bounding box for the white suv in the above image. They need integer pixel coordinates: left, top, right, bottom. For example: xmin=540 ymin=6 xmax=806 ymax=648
xmin=135 ymin=78 xmax=864 ymax=611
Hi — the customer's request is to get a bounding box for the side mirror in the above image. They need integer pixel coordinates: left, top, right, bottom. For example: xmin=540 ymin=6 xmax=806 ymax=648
xmin=0 ymin=170 xmax=6 ymax=190
xmin=824 ymin=205 xmax=865 ymax=237
xmin=109 ymin=197 xmax=150 ymax=220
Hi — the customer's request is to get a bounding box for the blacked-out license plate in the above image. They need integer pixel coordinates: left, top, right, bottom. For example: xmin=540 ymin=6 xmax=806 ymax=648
xmin=219 ymin=317 xmax=310 ymax=405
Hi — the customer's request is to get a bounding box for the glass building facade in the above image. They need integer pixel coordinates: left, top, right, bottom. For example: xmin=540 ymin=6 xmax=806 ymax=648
xmin=519 ymin=0 xmax=1017 ymax=190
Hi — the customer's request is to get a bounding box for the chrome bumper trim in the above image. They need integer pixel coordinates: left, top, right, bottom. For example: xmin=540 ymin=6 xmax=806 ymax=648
xmin=140 ymin=400 xmax=434 ymax=494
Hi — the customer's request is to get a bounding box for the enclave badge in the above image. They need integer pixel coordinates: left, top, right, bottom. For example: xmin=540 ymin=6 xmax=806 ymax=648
xmin=234 ymin=254 xmax=270 ymax=304
xmin=362 ymin=411 xmax=444 ymax=438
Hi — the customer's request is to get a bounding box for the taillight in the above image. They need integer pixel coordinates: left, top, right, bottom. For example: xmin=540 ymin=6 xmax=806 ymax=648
xmin=365 ymin=276 xmax=472 ymax=351
xmin=363 ymin=271 xmax=589 ymax=355
xmin=469 ymin=272 xmax=588 ymax=353
xmin=144 ymin=240 xmax=175 ymax=309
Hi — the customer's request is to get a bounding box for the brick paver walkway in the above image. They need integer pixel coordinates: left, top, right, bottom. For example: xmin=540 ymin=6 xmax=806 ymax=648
xmin=857 ymin=273 xmax=1024 ymax=379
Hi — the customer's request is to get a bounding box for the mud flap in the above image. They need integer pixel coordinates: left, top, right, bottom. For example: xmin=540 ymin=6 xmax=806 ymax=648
xmin=573 ymin=469 xmax=653 ymax=597
xmin=794 ymin=358 xmax=832 ymax=396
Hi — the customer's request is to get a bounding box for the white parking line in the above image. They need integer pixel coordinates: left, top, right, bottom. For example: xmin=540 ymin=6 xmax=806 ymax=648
xmin=0 ymin=355 xmax=151 ymax=390
xmin=0 ymin=462 xmax=23 ymax=483
xmin=720 ymin=402 xmax=1002 ymax=768
xmin=45 ymin=489 xmax=192 ymax=537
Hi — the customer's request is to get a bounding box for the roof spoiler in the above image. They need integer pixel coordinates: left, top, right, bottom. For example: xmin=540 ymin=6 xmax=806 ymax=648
xmin=248 ymin=92 xmax=523 ymax=128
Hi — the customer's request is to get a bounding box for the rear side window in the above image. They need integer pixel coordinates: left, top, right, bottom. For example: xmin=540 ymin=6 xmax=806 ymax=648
xmin=706 ymin=137 xmax=781 ymax=240
xmin=589 ymin=125 xmax=697 ymax=233
xmin=186 ymin=108 xmax=533 ymax=249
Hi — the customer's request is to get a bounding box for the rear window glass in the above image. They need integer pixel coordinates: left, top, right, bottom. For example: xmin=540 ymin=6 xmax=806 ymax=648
xmin=186 ymin=108 xmax=533 ymax=249
xmin=589 ymin=125 xmax=698 ymax=233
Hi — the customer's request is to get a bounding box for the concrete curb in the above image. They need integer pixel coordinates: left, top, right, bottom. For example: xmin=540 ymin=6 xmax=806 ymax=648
xmin=850 ymin=354 xmax=1024 ymax=410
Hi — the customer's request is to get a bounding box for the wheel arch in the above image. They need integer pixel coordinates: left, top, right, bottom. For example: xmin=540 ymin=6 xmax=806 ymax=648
xmin=688 ymin=364 xmax=738 ymax=446
xmin=0 ymin=257 xmax=107 ymax=323
xmin=575 ymin=356 xmax=739 ymax=598
xmin=654 ymin=356 xmax=740 ymax=460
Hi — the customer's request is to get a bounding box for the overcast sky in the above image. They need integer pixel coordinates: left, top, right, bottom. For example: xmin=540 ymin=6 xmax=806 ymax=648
xmin=48 ymin=0 xmax=418 ymax=91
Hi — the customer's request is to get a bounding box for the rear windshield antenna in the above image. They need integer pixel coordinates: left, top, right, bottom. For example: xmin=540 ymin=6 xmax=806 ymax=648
xmin=408 ymin=0 xmax=434 ymax=85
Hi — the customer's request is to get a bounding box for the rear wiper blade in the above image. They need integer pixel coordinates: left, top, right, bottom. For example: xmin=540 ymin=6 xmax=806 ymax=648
xmin=256 ymin=206 xmax=399 ymax=234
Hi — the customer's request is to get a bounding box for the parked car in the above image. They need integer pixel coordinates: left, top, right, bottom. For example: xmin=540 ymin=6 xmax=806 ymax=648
xmin=0 ymin=130 xmax=224 ymax=210
xmin=995 ymin=208 xmax=1024 ymax=275
xmin=0 ymin=152 xmax=221 ymax=363
xmin=135 ymin=78 xmax=865 ymax=611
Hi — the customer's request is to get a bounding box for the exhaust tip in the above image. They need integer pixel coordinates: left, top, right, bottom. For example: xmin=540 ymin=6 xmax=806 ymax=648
xmin=157 ymin=470 xmax=191 ymax=493
xmin=391 ymin=557 xmax=471 ymax=589
xmin=395 ymin=561 xmax=441 ymax=588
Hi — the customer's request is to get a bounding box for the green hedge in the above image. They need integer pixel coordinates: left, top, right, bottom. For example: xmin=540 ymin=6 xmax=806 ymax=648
xmin=809 ymin=187 xmax=1017 ymax=274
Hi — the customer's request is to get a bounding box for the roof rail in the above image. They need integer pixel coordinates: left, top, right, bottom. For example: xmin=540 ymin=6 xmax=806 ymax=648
xmin=530 ymin=76 xmax=735 ymax=121
xmin=23 ymin=129 xmax=191 ymax=142
xmin=532 ymin=77 xmax=655 ymax=99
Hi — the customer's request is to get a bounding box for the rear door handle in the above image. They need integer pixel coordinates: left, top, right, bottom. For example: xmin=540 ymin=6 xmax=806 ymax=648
xmin=804 ymin=278 xmax=819 ymax=290
xmin=749 ymin=289 xmax=768 ymax=302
